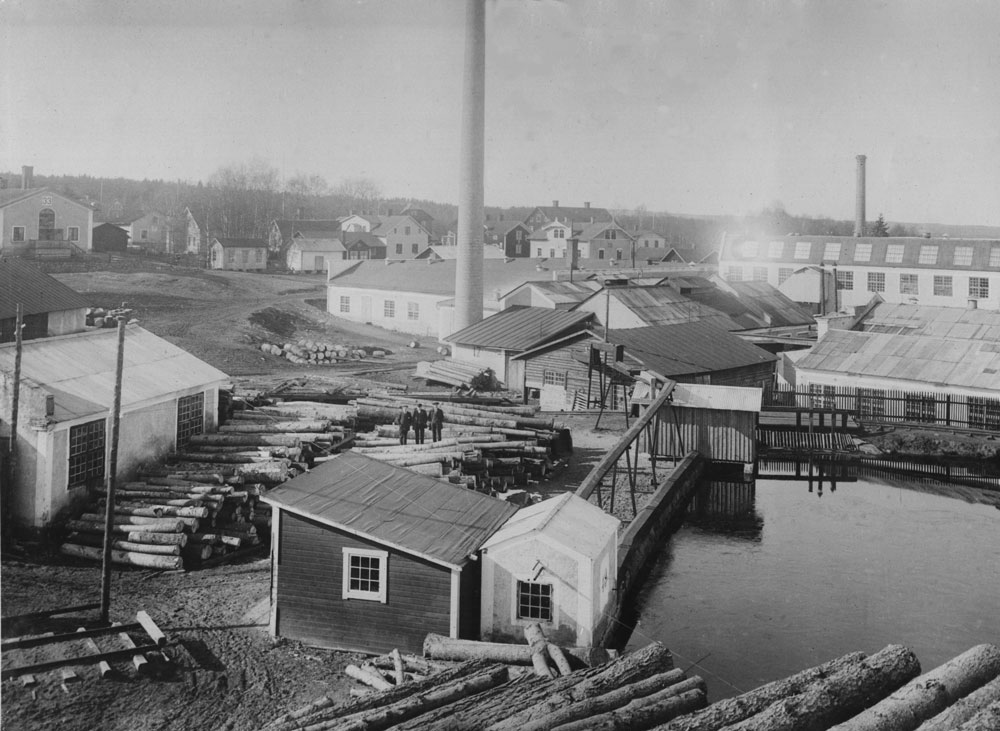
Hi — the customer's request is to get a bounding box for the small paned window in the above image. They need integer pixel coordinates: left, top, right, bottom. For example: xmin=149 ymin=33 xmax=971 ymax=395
xmin=12 ymin=226 xmax=25 ymax=242
xmin=953 ymin=247 xmax=974 ymax=266
xmin=597 ymin=249 xmax=605 ymax=260
xmin=67 ymin=226 xmax=80 ymax=241
xmin=256 ymin=249 xmax=264 ymax=262
xmin=176 ymin=392 xmax=205 ymax=450
xmin=990 ymin=247 xmax=1000 ymax=268
xmin=615 ymin=249 xmax=622 ymax=260
xmin=536 ymin=248 xmax=542 ymax=257
xmin=407 ymin=302 xmax=419 ymax=320
xmin=867 ymin=272 xmax=885 ymax=292
xmin=778 ymin=267 xmax=794 ymax=285
xmin=823 ymin=243 xmax=841 ymax=261
xmin=918 ymin=246 xmax=938 ymax=265
xmin=836 ymin=271 xmax=854 ymax=290
xmin=141 ymin=229 xmax=149 ymax=240
xmin=39 ymin=208 xmax=55 ymax=233
xmin=899 ymin=274 xmax=919 ymax=295
xmin=405 ymin=226 xmax=411 ymax=235
xmin=794 ymin=241 xmax=811 ymax=259
xmin=384 ymin=300 xmax=395 ymax=318
xmin=742 ymin=240 xmax=759 ymax=258
xmin=395 ymin=244 xmax=403 ymax=254
xmin=854 ymin=243 xmax=872 ymax=262
xmin=752 ymin=267 xmax=768 ymax=282
xmin=768 ymin=241 xmax=783 ymax=258
xmin=549 ymin=249 xmax=555 ymax=258
xmin=242 ymin=249 xmax=250 ymax=263
xmin=542 ymin=370 xmax=566 ymax=386
xmin=969 ymin=397 xmax=1000 ymax=431
xmin=969 ymin=277 xmax=989 ymax=299
xmin=342 ymin=548 xmax=388 ymax=603
xmin=933 ymin=276 xmax=953 ymax=296
xmin=411 ymin=243 xmax=419 ymax=253
xmin=339 ymin=296 xmax=350 ymax=313
xmin=69 ymin=419 xmax=105 ymax=489
xmin=726 ymin=265 xmax=743 ymax=281
xmin=885 ymin=244 xmax=904 ymax=263
xmin=517 ymin=580 xmax=553 ymax=621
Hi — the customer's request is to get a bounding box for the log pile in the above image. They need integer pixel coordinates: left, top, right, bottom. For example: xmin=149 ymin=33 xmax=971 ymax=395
xmin=261 ymin=642 xmax=1000 ymax=731
xmin=351 ymin=395 xmax=571 ymax=495
xmin=258 ymin=338 xmax=391 ymax=366
xmin=414 ymin=359 xmax=500 ymax=389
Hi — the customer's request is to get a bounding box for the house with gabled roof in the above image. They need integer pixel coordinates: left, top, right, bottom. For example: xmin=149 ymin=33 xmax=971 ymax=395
xmin=269 ymin=218 xmax=341 ymax=255
xmin=444 ymin=306 xmax=594 ymax=386
xmin=285 ymin=236 xmax=347 ymax=272
xmin=574 ymin=221 xmax=634 ymax=261
xmin=1 ymin=258 xmax=90 ymax=342
xmin=399 ymin=204 xmax=434 ymax=236
xmin=338 ymin=213 xmax=382 ymax=233
xmin=261 ymin=451 xmax=517 ymax=654
xmin=485 ymin=219 xmax=532 ymax=258
xmin=184 ymin=206 xmax=211 ymax=256
xmin=528 ymin=220 xmax=574 ymax=260
xmin=342 ymin=231 xmax=385 ymax=260
xmin=1 ymin=187 xmax=94 ymax=253
xmin=209 ymin=237 xmax=268 ymax=271
xmin=125 ymin=210 xmax=170 ymax=252
xmin=374 ymin=214 xmax=430 ymax=259
xmin=523 ymin=201 xmax=613 ymax=231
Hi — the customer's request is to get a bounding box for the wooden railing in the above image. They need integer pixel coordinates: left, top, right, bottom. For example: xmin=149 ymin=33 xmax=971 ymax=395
xmin=763 ymin=386 xmax=1000 ymax=433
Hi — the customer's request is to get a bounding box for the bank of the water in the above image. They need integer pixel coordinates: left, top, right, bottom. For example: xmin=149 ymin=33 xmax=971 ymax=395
xmin=623 ymin=475 xmax=1000 ymax=701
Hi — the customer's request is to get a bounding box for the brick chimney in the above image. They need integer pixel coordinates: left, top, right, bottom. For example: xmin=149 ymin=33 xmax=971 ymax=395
xmin=21 ymin=165 xmax=34 ymax=189
xmin=854 ymin=155 xmax=866 ymax=237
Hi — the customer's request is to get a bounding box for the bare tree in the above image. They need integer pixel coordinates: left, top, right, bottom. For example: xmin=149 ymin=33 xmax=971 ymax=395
xmin=283 ymin=173 xmax=329 ymax=218
xmin=335 ymin=176 xmax=382 ymax=214
xmin=208 ymin=159 xmax=282 ymax=238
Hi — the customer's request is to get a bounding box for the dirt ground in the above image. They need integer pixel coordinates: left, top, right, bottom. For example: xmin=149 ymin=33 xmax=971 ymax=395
xmin=2 ymin=256 xmax=630 ymax=731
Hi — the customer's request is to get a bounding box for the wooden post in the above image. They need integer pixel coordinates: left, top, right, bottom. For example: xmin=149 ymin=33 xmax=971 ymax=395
xmin=4 ymin=304 xmax=23 ymax=546
xmin=100 ymin=318 xmax=127 ymax=623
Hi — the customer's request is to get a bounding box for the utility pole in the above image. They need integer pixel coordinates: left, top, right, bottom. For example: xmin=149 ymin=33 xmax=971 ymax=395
xmin=100 ymin=318 xmax=126 ymax=623
xmin=4 ymin=304 xmax=23 ymax=547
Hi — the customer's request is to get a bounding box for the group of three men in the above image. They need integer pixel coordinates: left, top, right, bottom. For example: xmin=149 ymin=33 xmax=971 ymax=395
xmin=396 ymin=402 xmax=444 ymax=445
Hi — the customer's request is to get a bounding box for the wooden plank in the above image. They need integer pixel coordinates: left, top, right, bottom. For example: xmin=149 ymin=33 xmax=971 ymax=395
xmin=135 ymin=611 xmax=166 ymax=648
xmin=1 ymin=602 xmax=101 ymax=624
xmin=1 ymin=643 xmax=161 ymax=679
xmin=2 ymin=622 xmax=142 ymax=651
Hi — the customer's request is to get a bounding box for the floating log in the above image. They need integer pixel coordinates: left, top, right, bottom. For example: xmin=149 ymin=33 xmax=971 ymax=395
xmin=423 ymin=632 xmax=611 ymax=668
xmin=655 ymin=649 xmax=868 ymax=731
xmin=830 ymin=643 xmax=1000 ymax=731
xmin=60 ymin=543 xmax=183 ymax=569
xmin=724 ymin=644 xmax=921 ymax=731
xmin=917 ymin=676 xmax=1000 ymax=731
xmin=555 ymin=687 xmax=705 ymax=731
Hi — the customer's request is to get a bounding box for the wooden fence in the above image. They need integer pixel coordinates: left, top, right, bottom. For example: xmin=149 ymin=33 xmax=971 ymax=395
xmin=763 ymin=386 xmax=1000 ymax=433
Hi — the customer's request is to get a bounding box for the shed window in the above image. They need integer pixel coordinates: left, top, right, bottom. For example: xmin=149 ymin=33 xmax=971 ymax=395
xmin=615 ymin=249 xmax=622 ymax=261
xmin=339 ymin=296 xmax=350 ymax=313
xmin=256 ymin=249 xmax=264 ymax=263
xmin=899 ymin=274 xmax=919 ymax=295
xmin=604 ymin=229 xmax=616 ymax=240
xmin=597 ymin=249 xmax=605 ymax=260
xmin=809 ymin=384 xmax=835 ymax=410
xmin=536 ymin=248 xmax=542 ymax=257
xmin=778 ymin=267 xmax=793 ymax=285
xmin=516 ymin=580 xmax=552 ymax=621
xmin=857 ymin=388 xmax=886 ymax=419
xmin=867 ymin=272 xmax=885 ymax=292
xmin=411 ymin=243 xmax=419 ymax=253
xmin=343 ymin=548 xmax=388 ymax=603
xmin=752 ymin=267 xmax=768 ymax=282
xmin=69 ymin=419 xmax=105 ymax=489
xmin=407 ymin=302 xmax=419 ymax=320
xmin=768 ymin=241 xmax=783 ymax=258
xmin=885 ymin=244 xmax=904 ymax=263
xmin=933 ymin=276 xmax=952 ymax=296
xmin=725 ymin=265 xmax=743 ymax=281
xmin=68 ymin=226 xmax=80 ymax=242
xmin=141 ymin=229 xmax=149 ymax=240
xmin=176 ymin=392 xmax=205 ymax=449
xmin=12 ymin=226 xmax=25 ymax=242
xmin=384 ymin=300 xmax=395 ymax=318
xmin=395 ymin=244 xmax=403 ymax=254
xmin=405 ymin=226 xmax=411 ymax=235
xmin=854 ymin=243 xmax=872 ymax=262
xmin=953 ymin=246 xmax=973 ymax=266
xmin=793 ymin=242 xmax=811 ymax=259
xmin=969 ymin=277 xmax=989 ymax=299
xmin=542 ymin=370 xmax=567 ymax=387
xmin=836 ymin=271 xmax=853 ymax=290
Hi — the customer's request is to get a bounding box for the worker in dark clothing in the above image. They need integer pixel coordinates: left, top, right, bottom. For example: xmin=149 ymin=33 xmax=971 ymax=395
xmin=396 ymin=406 xmax=412 ymax=445
xmin=413 ymin=404 xmax=428 ymax=445
xmin=431 ymin=402 xmax=445 ymax=442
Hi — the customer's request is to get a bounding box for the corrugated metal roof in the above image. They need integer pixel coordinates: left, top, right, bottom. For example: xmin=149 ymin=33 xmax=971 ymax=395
xmin=262 ymin=452 xmax=517 ymax=569
xmin=671 ymin=383 xmax=763 ymax=412
xmin=608 ymin=321 xmax=776 ymax=377
xmin=0 ymin=258 xmax=92 ymax=319
xmin=858 ymin=303 xmax=1000 ymax=340
xmin=796 ymin=329 xmax=1000 ymax=390
xmin=725 ymin=281 xmax=817 ymax=328
xmin=290 ymin=238 xmax=346 ymax=253
xmin=481 ymin=492 xmax=619 ymax=558
xmin=577 ymin=285 xmax=743 ymax=330
xmin=446 ymin=306 xmax=593 ymax=350
xmin=0 ymin=325 xmax=230 ymax=421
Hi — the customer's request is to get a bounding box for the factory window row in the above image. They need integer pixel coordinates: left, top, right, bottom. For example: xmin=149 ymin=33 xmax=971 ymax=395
xmin=737 ymin=241 xmax=997 ymax=268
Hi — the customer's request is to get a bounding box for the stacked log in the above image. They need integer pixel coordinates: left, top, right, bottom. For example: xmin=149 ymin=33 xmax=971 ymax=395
xmin=258 ymin=338 xmax=390 ymax=366
xmin=414 ymin=359 xmax=492 ymax=388
xmin=351 ymin=395 xmax=570 ymax=496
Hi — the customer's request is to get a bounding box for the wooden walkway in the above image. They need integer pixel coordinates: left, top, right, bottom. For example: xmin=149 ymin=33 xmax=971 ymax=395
xmin=757 ymin=428 xmax=857 ymax=453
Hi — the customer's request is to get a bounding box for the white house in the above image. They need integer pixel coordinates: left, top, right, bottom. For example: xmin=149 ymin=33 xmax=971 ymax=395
xmin=286 ymin=237 xmax=347 ymax=272
xmin=528 ymin=220 xmax=574 ymax=260
xmin=374 ymin=215 xmax=430 ymax=260
xmin=480 ymin=493 xmax=620 ymax=646
xmin=0 ymin=325 xmax=229 ymax=530
xmin=209 ymin=237 xmax=268 ymax=271
xmin=1 ymin=187 xmax=94 ymax=253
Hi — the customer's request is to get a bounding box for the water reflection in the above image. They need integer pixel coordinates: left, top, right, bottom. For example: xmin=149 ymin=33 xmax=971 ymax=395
xmin=686 ymin=480 xmax=764 ymax=540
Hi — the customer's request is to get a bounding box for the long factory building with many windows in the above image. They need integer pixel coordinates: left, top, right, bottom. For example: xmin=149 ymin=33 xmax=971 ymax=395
xmin=719 ymin=235 xmax=1000 ymax=311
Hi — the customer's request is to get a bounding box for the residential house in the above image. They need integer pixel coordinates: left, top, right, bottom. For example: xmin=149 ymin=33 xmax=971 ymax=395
xmin=528 ymin=220 xmax=574 ymax=260
xmin=719 ymin=235 xmax=1000 ymax=311
xmin=285 ymin=236 xmax=346 ymax=272
xmin=399 ymin=205 xmax=435 ymax=238
xmin=1 ymin=258 xmax=90 ymax=342
xmin=0 ymin=324 xmax=229 ymax=530
xmin=791 ymin=303 xmax=1000 ymax=430
xmin=374 ymin=215 xmax=430 ymax=260
xmin=1 ymin=186 xmax=94 ymax=253
xmin=91 ymin=222 xmax=129 ymax=253
xmin=485 ymin=219 xmax=532 ymax=258
xmin=184 ymin=206 xmax=210 ymax=256
xmin=269 ymin=219 xmax=341 ymax=256
xmin=342 ymin=232 xmax=386 ymax=260
xmin=574 ymin=222 xmax=635 ymax=262
xmin=209 ymin=237 xmax=268 ymax=271
xmin=126 ymin=210 xmax=170 ymax=253
xmin=480 ymin=493 xmax=619 ymax=646
xmin=523 ymin=201 xmax=613 ymax=231
xmin=444 ymin=307 xmax=594 ymax=386
xmin=261 ymin=452 xmax=516 ymax=654
xmin=338 ymin=213 xmax=381 ymax=233
xmin=633 ymin=230 xmax=667 ymax=250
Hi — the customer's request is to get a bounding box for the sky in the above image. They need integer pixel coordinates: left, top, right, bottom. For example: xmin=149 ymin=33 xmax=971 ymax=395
xmin=2 ymin=0 xmax=999 ymax=226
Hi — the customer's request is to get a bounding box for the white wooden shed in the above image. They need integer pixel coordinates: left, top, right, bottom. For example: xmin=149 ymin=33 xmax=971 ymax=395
xmin=479 ymin=493 xmax=620 ymax=647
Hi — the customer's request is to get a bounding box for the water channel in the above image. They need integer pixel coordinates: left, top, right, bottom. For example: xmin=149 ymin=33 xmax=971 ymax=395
xmin=622 ymin=469 xmax=1000 ymax=701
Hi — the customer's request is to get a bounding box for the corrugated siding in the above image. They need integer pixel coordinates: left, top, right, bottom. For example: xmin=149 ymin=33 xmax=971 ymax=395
xmin=277 ymin=511 xmax=453 ymax=654
xmin=646 ymin=406 xmax=757 ymax=463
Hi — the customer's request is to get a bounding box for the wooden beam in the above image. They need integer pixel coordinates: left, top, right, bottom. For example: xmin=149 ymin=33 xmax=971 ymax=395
xmin=2 ymin=643 xmax=161 ymax=679
xmin=2 ymin=622 xmax=141 ymax=651
xmin=1 ymin=602 xmax=101 ymax=625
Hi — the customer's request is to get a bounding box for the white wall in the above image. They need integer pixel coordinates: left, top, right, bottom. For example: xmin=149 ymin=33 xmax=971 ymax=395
xmin=328 ymin=286 xmax=446 ymax=337
xmin=450 ymin=344 xmax=509 ymax=383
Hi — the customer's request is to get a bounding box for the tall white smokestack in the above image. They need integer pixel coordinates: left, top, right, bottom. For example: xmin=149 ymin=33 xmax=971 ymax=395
xmin=455 ymin=0 xmax=486 ymax=331
xmin=854 ymin=154 xmax=866 ymax=237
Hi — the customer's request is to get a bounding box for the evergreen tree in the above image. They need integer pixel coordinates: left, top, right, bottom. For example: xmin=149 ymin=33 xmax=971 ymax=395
xmin=872 ymin=213 xmax=890 ymax=236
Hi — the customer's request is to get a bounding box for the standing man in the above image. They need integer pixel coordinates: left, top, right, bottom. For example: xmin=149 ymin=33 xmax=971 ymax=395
xmin=431 ymin=402 xmax=445 ymax=442
xmin=414 ymin=404 xmax=428 ymax=445
xmin=396 ymin=405 xmax=412 ymax=445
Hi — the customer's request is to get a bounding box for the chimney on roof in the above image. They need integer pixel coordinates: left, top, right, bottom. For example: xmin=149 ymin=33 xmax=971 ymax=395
xmin=584 ymin=201 xmax=591 ymax=208
xmin=552 ymin=200 xmax=559 ymax=208
xmin=854 ymin=155 xmax=866 ymax=237
xmin=21 ymin=165 xmax=34 ymax=190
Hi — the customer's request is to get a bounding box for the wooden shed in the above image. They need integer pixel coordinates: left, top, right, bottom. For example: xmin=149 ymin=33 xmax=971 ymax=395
xmin=479 ymin=493 xmax=620 ymax=647
xmin=91 ymin=222 xmax=129 ymax=253
xmin=261 ymin=452 xmax=517 ymax=654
